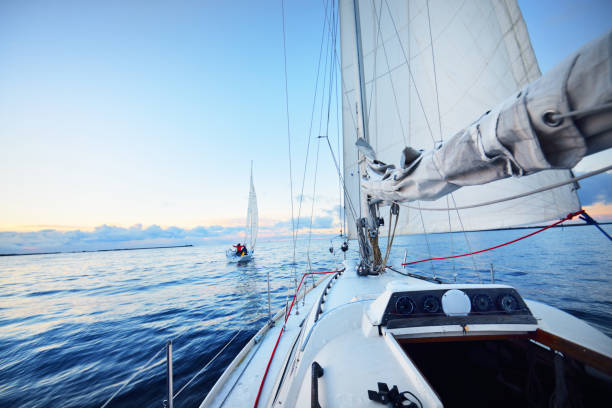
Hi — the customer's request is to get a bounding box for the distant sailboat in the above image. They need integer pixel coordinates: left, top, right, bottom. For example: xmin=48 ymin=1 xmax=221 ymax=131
xmin=226 ymin=162 xmax=258 ymax=263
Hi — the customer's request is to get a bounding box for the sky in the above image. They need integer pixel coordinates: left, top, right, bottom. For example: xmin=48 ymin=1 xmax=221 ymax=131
xmin=1 ymin=0 xmax=611 ymax=254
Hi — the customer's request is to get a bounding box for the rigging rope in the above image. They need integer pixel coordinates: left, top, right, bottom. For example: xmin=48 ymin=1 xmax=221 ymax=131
xmin=173 ymin=316 xmax=262 ymax=400
xmin=323 ymin=135 xmax=359 ymax=221
xmin=294 ymin=0 xmax=330 ymax=251
xmin=579 ymin=211 xmax=612 ymax=242
xmin=372 ymin=0 xmax=408 ymax=147
xmin=381 ymin=205 xmax=400 ymax=270
xmin=280 ymin=0 xmax=299 ymax=294
xmin=416 ymin=200 xmax=436 ymax=277
xmin=426 ymin=0 xmax=443 ymax=146
xmin=307 ymin=0 xmax=336 ymax=258
xmin=401 ymin=210 xmax=585 ymax=266
xmin=100 ymin=344 xmax=166 ymax=408
xmin=450 ymin=193 xmax=480 ymax=278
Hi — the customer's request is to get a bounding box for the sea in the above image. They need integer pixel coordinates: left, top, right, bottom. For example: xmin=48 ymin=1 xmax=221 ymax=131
xmin=1 ymin=225 xmax=611 ymax=408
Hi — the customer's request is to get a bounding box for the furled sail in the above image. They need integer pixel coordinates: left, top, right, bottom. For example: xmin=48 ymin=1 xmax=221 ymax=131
xmin=246 ymin=163 xmax=258 ymax=251
xmin=340 ymin=0 xmax=582 ymax=237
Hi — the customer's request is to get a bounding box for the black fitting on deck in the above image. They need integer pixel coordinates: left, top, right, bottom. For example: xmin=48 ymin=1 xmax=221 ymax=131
xmin=311 ymin=361 xmax=324 ymax=408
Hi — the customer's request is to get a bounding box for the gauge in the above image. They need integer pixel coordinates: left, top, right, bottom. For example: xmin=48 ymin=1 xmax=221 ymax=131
xmin=395 ymin=296 xmax=416 ymax=315
xmin=423 ymin=296 xmax=440 ymax=313
xmin=498 ymin=294 xmax=519 ymax=312
xmin=472 ymin=294 xmax=493 ymax=312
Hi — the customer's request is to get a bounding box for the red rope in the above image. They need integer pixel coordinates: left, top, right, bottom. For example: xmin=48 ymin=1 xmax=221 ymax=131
xmin=253 ymin=269 xmax=341 ymax=408
xmin=402 ymin=210 xmax=585 ymax=266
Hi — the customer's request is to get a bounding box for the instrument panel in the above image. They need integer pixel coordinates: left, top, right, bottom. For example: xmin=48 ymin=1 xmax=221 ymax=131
xmin=381 ymin=287 xmax=537 ymax=328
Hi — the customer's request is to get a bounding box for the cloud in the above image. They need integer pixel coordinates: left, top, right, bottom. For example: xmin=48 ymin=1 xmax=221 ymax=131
xmin=0 ymin=224 xmax=244 ymax=255
xmin=582 ymin=202 xmax=612 ymax=222
xmin=576 ymin=172 xmax=612 ymax=206
xmin=0 ymin=206 xmax=344 ymax=254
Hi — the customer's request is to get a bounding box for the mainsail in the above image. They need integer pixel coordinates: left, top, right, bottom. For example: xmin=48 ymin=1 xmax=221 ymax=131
xmin=340 ymin=0 xmax=584 ymax=237
xmin=245 ymin=162 xmax=258 ymax=251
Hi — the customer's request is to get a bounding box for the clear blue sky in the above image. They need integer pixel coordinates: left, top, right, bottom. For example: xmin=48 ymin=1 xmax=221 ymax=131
xmin=0 ymin=0 xmax=611 ymax=252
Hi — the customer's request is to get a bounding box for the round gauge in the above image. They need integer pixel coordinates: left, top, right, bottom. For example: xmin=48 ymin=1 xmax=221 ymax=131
xmin=472 ymin=294 xmax=493 ymax=312
xmin=422 ymin=296 xmax=440 ymax=313
xmin=395 ymin=296 xmax=416 ymax=315
xmin=498 ymin=294 xmax=519 ymax=313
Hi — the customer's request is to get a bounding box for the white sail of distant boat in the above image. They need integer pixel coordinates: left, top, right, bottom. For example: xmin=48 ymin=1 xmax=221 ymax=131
xmin=245 ymin=161 xmax=258 ymax=253
xmin=201 ymin=1 xmax=612 ymax=407
xmin=226 ymin=162 xmax=258 ymax=263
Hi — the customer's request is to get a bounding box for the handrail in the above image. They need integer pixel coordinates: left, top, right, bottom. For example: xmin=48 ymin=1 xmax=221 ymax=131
xmin=253 ymin=269 xmax=343 ymax=408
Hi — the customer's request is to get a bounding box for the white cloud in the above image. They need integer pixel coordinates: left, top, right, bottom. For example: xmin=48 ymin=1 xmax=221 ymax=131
xmin=0 ymin=224 xmax=244 ymax=255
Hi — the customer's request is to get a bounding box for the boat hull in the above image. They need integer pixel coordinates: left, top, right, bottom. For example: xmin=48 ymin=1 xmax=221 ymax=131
xmin=225 ymin=249 xmax=253 ymax=263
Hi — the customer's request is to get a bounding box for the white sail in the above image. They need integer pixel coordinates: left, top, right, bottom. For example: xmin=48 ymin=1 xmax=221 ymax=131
xmin=340 ymin=0 xmax=582 ymax=237
xmin=359 ymin=29 xmax=612 ymax=205
xmin=245 ymin=163 xmax=258 ymax=252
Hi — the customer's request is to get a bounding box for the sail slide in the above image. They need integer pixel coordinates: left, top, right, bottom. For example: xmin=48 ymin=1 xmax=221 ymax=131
xmin=359 ymin=30 xmax=612 ymax=205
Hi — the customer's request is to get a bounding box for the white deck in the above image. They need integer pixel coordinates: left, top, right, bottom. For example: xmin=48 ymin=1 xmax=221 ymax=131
xmin=201 ymin=266 xmax=612 ymax=408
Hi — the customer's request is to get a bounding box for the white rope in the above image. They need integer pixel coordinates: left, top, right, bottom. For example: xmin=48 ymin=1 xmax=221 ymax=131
xmin=100 ymin=344 xmax=166 ymax=408
xmin=399 ymin=164 xmax=612 ymax=211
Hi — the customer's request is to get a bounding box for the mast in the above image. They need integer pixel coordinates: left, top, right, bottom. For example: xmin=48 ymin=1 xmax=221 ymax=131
xmin=350 ymin=0 xmax=383 ymax=275
xmin=352 ymin=0 xmax=368 ymax=145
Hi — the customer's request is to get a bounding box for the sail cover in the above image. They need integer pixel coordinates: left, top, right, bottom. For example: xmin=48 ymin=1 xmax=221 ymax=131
xmin=340 ymin=0 xmax=581 ymax=237
xmin=246 ymin=165 xmax=258 ymax=251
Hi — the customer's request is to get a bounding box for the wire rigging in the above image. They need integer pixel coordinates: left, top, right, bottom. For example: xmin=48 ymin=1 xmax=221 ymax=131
xmin=99 ymin=345 xmax=167 ymax=408
xmin=374 ymin=0 xmax=408 ymax=147
xmin=280 ymin=0 xmax=298 ymax=292
xmin=426 ymin=0 xmax=468 ymax=274
xmin=307 ymin=0 xmax=335 ymax=256
xmin=293 ymin=0 xmax=332 ymax=252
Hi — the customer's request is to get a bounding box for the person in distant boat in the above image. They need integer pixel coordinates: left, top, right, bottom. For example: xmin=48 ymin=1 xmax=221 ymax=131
xmin=233 ymin=243 xmax=247 ymax=256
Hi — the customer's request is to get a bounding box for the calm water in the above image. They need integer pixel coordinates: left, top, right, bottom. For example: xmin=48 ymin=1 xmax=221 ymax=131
xmin=1 ymin=226 xmax=611 ymax=407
